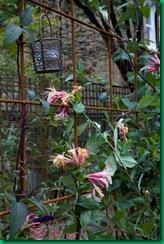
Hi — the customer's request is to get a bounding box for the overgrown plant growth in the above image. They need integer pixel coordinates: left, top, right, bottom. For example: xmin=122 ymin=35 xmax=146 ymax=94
xmin=0 ymin=0 xmax=160 ymax=240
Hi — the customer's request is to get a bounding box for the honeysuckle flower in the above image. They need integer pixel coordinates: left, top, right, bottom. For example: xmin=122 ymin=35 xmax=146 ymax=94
xmin=51 ymin=154 xmax=70 ymax=168
xmin=61 ymin=92 xmax=71 ymax=106
xmin=46 ymin=87 xmax=67 ymax=105
xmin=23 ymin=213 xmax=47 ymax=240
xmin=147 ymin=54 xmax=160 ymax=73
xmin=116 ymin=118 xmax=128 ymax=139
xmin=65 ymin=147 xmax=89 ymax=165
xmin=55 ymin=106 xmax=69 ymax=120
xmin=86 ymin=170 xmax=112 ymax=202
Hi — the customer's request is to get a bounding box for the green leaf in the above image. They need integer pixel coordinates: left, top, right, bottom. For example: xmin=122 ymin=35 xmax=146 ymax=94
xmin=127 ymin=41 xmax=139 ymax=52
xmin=140 ymin=5 xmax=150 ymax=18
xmin=88 ymin=0 xmax=100 ymax=11
xmin=86 ymin=134 xmax=104 ymax=153
xmin=112 ymin=49 xmax=131 ymax=63
xmin=21 ymin=6 xmax=33 ymax=26
xmin=121 ymin=155 xmax=138 ymax=168
xmin=77 ymin=122 xmax=88 ymax=137
xmin=98 ymin=92 xmax=108 ymax=103
xmin=4 ymin=193 xmax=16 ymax=203
xmin=61 ymin=175 xmax=76 ymax=189
xmin=107 ymin=179 xmax=121 ymax=192
xmin=77 ymin=196 xmax=100 ymax=209
xmin=80 ymin=210 xmax=92 ymax=226
xmin=105 ymin=154 xmax=117 ymax=176
xmin=63 ymin=224 xmax=77 ymax=234
xmin=9 ymin=202 xmax=28 ymax=239
xmin=117 ymin=6 xmax=135 ymax=25
xmin=73 ymin=103 xmax=85 ymax=113
xmin=91 ymin=209 xmax=105 ymax=222
xmin=4 ymin=24 xmax=24 ymax=46
xmin=27 ymin=90 xmax=36 ymax=99
xmin=29 ymin=197 xmax=49 ymax=214
xmin=116 ymin=200 xmax=134 ymax=209
xmin=138 ymin=95 xmax=154 ymax=108
xmin=140 ymin=222 xmax=154 ymax=235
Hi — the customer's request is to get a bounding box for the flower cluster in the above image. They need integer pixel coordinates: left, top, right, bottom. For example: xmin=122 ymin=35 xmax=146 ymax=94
xmin=86 ymin=170 xmax=112 ymax=202
xmin=51 ymin=146 xmax=89 ymax=168
xmin=116 ymin=118 xmax=128 ymax=139
xmin=147 ymin=54 xmax=160 ymax=73
xmin=46 ymin=85 xmax=82 ymax=120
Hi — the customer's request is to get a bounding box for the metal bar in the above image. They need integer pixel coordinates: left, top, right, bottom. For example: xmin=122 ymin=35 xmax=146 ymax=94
xmin=16 ymin=0 xmax=27 ymax=196
xmin=0 ymin=191 xmax=92 ymax=217
xmin=0 ymin=98 xmax=139 ymax=113
xmin=27 ymin=0 xmax=121 ymax=41
xmin=70 ymin=0 xmax=78 ymax=148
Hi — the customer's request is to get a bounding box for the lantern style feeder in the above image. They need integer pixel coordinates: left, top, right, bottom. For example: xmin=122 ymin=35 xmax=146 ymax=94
xmin=31 ymin=14 xmax=62 ymax=73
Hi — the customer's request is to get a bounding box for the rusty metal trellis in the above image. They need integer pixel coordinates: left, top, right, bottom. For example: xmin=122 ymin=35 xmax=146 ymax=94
xmin=0 ymin=0 xmax=139 ymax=217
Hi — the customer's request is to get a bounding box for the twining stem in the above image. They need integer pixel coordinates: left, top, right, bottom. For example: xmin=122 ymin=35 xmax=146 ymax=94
xmin=70 ymin=172 xmax=81 ymax=240
xmin=83 ymin=112 xmax=142 ymax=197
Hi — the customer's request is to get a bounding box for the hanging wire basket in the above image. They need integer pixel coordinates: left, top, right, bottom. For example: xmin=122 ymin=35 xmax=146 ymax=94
xmin=31 ymin=14 xmax=62 ymax=73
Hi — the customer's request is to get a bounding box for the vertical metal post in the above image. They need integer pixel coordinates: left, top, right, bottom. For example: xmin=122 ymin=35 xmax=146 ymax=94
xmin=108 ymin=2 xmax=113 ymax=124
xmin=70 ymin=0 xmax=78 ymax=148
xmin=18 ymin=0 xmax=27 ymax=195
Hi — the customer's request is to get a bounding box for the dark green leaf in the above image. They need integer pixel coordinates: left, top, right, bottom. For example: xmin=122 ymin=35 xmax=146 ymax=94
xmin=80 ymin=210 xmax=92 ymax=226
xmin=4 ymin=24 xmax=24 ymax=46
xmin=29 ymin=197 xmax=49 ymax=214
xmin=107 ymin=179 xmax=121 ymax=192
xmin=127 ymin=42 xmax=139 ymax=52
xmin=21 ymin=6 xmax=33 ymax=26
xmin=9 ymin=202 xmax=28 ymax=239
xmin=117 ymin=6 xmax=135 ymax=25
xmin=77 ymin=196 xmax=100 ymax=209
xmin=63 ymin=224 xmax=77 ymax=234
xmin=116 ymin=200 xmax=134 ymax=209
xmin=77 ymin=122 xmax=88 ymax=136
xmin=112 ymin=49 xmax=131 ymax=63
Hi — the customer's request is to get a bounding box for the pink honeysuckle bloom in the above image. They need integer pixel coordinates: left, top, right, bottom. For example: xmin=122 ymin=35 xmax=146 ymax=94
xmin=86 ymin=170 xmax=112 ymax=202
xmin=116 ymin=118 xmax=128 ymax=139
xmin=46 ymin=87 xmax=67 ymax=105
xmin=24 ymin=213 xmax=47 ymax=240
xmin=65 ymin=147 xmax=89 ymax=165
xmin=147 ymin=54 xmax=160 ymax=73
xmin=55 ymin=106 xmax=69 ymax=120
xmin=50 ymin=153 xmax=72 ymax=168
